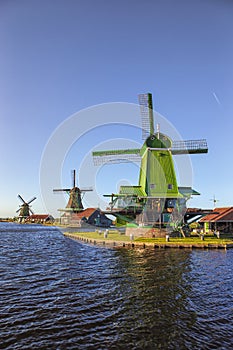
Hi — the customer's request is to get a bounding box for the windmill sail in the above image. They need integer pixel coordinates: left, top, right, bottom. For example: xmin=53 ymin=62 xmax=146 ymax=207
xmin=53 ymin=188 xmax=71 ymax=193
xmin=93 ymin=149 xmax=141 ymax=165
xmin=27 ymin=197 xmax=37 ymax=204
xmin=72 ymin=169 xmax=76 ymax=188
xmin=171 ymin=139 xmax=208 ymax=154
xmin=138 ymin=93 xmax=154 ymax=139
xmin=18 ymin=194 xmax=26 ymax=204
xmin=92 ymin=138 xmax=208 ymax=166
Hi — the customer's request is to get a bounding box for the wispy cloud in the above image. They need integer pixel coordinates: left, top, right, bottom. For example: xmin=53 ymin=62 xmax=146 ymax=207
xmin=212 ymin=92 xmax=221 ymax=106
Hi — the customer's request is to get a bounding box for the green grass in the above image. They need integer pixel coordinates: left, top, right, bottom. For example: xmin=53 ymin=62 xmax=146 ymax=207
xmin=66 ymin=230 xmax=131 ymax=242
xmin=135 ymin=236 xmax=233 ymax=245
xmin=64 ymin=230 xmax=233 ymax=245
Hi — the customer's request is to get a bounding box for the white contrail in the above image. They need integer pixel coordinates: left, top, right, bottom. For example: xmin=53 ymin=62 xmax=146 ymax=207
xmin=212 ymin=92 xmax=221 ymax=106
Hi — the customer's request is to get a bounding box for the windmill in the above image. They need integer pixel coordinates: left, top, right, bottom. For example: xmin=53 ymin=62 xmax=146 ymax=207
xmin=210 ymin=195 xmax=219 ymax=208
xmin=53 ymin=169 xmax=92 ymax=213
xmin=92 ymin=93 xmax=208 ymax=232
xmin=16 ymin=195 xmax=36 ymax=222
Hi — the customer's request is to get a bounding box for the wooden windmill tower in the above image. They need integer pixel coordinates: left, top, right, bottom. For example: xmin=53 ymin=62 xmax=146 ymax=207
xmin=16 ymin=195 xmax=37 ymax=222
xmin=53 ymin=170 xmax=92 ymax=222
xmin=93 ymin=93 xmax=208 ymax=235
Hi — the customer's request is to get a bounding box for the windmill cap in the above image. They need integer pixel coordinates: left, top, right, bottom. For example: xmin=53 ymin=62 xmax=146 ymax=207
xmin=145 ymin=133 xmax=172 ymax=148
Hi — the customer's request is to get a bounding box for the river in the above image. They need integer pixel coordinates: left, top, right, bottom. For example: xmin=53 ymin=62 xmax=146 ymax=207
xmin=0 ymin=222 xmax=232 ymax=349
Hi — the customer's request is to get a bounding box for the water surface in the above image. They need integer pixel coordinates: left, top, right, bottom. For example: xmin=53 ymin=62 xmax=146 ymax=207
xmin=0 ymin=223 xmax=232 ymax=349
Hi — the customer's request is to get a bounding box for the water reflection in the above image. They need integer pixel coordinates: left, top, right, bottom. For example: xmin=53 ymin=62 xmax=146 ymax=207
xmin=108 ymin=249 xmax=195 ymax=349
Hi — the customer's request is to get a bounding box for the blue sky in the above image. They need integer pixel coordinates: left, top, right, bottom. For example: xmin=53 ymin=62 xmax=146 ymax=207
xmin=1 ymin=0 xmax=233 ymax=217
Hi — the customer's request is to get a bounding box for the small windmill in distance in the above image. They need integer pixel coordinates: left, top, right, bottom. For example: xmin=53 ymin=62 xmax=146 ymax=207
xmin=210 ymin=195 xmax=219 ymax=208
xmin=53 ymin=169 xmax=92 ymax=213
xmin=16 ymin=195 xmax=37 ymax=222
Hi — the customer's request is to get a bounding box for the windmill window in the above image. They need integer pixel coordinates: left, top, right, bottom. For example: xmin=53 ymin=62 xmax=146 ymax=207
xmin=150 ymin=184 xmax=156 ymax=189
xmin=168 ymin=184 xmax=173 ymax=190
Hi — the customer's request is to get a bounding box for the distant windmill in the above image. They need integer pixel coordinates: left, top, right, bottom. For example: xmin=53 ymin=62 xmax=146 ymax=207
xmin=53 ymin=169 xmax=92 ymax=212
xmin=93 ymin=92 xmax=208 ymax=229
xmin=210 ymin=195 xmax=219 ymax=208
xmin=16 ymin=195 xmax=36 ymax=222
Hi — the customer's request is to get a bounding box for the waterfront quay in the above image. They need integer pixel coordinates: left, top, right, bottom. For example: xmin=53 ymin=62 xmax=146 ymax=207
xmin=63 ymin=230 xmax=233 ymax=250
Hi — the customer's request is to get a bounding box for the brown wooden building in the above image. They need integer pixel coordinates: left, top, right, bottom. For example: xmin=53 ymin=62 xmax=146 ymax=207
xmin=199 ymin=207 xmax=233 ymax=234
xmin=60 ymin=208 xmax=112 ymax=227
xmin=25 ymin=214 xmax=55 ymax=224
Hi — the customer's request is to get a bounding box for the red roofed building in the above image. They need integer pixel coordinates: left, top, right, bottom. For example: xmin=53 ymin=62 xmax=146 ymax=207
xmin=60 ymin=208 xmax=112 ymax=227
xmin=25 ymin=214 xmax=55 ymax=224
xmin=199 ymin=207 xmax=233 ymax=233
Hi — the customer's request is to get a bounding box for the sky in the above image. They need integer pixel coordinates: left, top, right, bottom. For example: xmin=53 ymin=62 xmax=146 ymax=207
xmin=1 ymin=0 xmax=233 ymax=218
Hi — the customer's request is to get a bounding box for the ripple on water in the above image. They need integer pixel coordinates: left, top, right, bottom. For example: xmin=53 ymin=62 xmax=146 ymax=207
xmin=1 ymin=223 xmax=233 ymax=349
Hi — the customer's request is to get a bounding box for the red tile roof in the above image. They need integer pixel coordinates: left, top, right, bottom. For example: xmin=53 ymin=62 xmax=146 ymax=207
xmin=27 ymin=214 xmax=53 ymax=219
xmin=70 ymin=208 xmax=97 ymax=220
xmin=199 ymin=207 xmax=233 ymax=222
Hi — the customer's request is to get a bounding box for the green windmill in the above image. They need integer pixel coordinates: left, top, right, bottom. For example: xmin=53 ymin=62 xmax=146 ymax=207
xmin=93 ymin=93 xmax=208 ymax=232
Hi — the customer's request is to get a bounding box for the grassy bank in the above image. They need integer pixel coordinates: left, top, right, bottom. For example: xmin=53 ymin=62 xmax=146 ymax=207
xmin=63 ymin=230 xmax=233 ymax=249
xmin=67 ymin=230 xmax=130 ymax=242
xmin=136 ymin=236 xmax=233 ymax=246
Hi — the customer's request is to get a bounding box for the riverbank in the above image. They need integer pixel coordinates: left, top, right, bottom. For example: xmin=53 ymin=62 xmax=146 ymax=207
xmin=63 ymin=230 xmax=233 ymax=250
